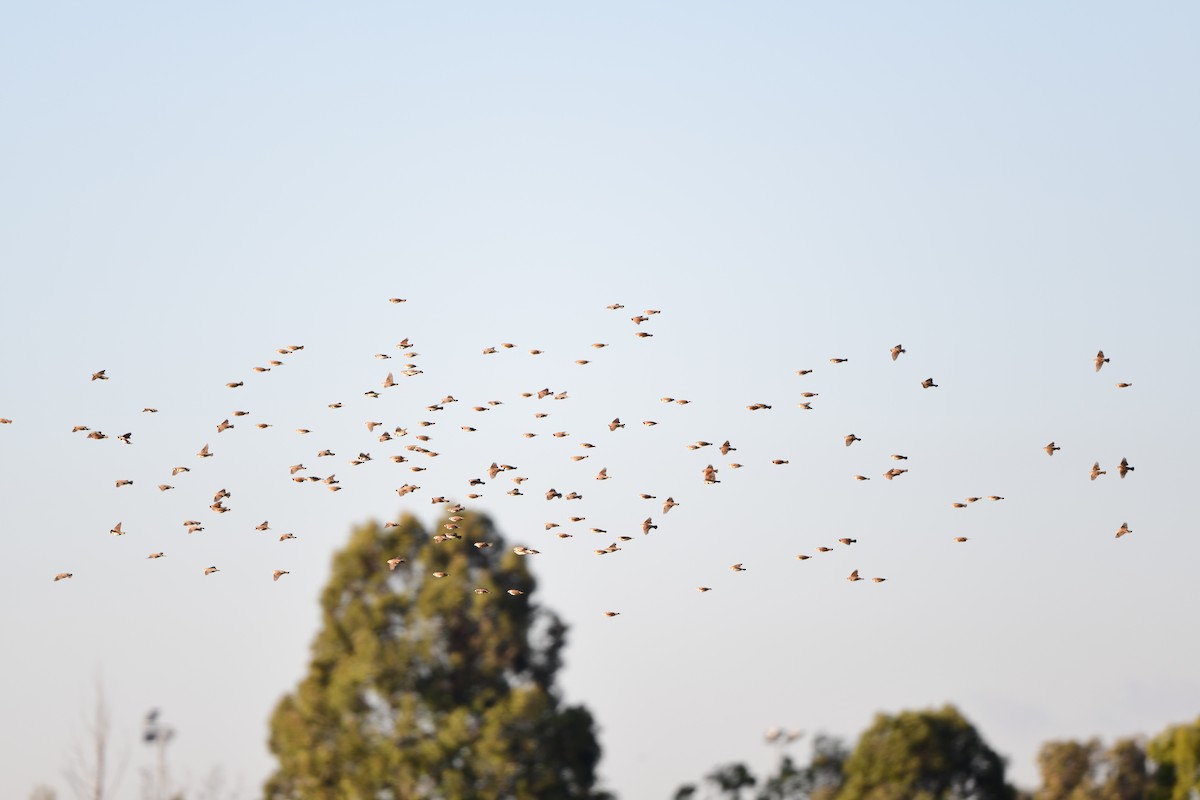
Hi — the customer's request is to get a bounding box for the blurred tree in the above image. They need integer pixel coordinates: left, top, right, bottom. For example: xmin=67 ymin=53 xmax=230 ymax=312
xmin=1034 ymin=736 xmax=1148 ymax=800
xmin=706 ymin=763 xmax=757 ymax=799
xmin=757 ymin=735 xmax=850 ymax=800
xmin=1147 ymin=716 xmax=1200 ymax=800
xmin=837 ymin=705 xmax=1014 ymax=800
xmin=1035 ymin=738 xmax=1100 ymax=799
xmin=65 ymin=681 xmax=127 ymax=800
xmin=674 ymin=734 xmax=848 ymax=800
xmin=263 ymin=512 xmax=605 ymax=800
xmin=1095 ymin=738 xmax=1148 ymax=800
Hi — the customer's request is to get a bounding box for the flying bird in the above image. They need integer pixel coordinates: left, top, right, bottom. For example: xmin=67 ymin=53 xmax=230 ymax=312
xmin=1090 ymin=462 xmax=1106 ymax=481
xmin=272 ymin=570 xmax=290 ymax=582
xmin=1095 ymin=350 xmax=1110 ymax=372
xmin=890 ymin=344 xmax=905 ymax=361
xmin=1115 ymin=522 xmax=1132 ymax=539
xmin=1118 ymin=458 xmax=1134 ymax=478
xmin=1044 ymin=442 xmax=1060 ymax=456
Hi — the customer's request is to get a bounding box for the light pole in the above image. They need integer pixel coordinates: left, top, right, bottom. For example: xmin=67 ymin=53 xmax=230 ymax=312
xmin=142 ymin=709 xmax=174 ymax=800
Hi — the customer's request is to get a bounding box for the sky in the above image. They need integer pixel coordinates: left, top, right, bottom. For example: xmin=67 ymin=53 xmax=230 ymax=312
xmin=2 ymin=2 xmax=1198 ymax=797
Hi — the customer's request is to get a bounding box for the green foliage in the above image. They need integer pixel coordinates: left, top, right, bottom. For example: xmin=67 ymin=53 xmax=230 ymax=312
xmin=1147 ymin=716 xmax=1200 ymax=800
xmin=837 ymin=705 xmax=1014 ymax=800
xmin=264 ymin=512 xmax=604 ymax=800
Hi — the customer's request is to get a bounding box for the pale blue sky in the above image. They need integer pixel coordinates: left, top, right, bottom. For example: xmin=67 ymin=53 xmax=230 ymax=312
xmin=2 ymin=3 xmax=1198 ymax=797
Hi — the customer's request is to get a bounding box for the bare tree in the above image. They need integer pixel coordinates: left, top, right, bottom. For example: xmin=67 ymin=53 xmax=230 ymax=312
xmin=192 ymin=767 xmax=243 ymax=800
xmin=63 ymin=679 xmax=127 ymax=800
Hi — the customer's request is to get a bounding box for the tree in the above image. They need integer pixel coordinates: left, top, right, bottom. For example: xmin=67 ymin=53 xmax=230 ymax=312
xmin=64 ymin=681 xmax=127 ymax=800
xmin=1096 ymin=738 xmax=1149 ymax=800
xmin=754 ymin=735 xmax=850 ymax=800
xmin=264 ymin=511 xmax=605 ymax=800
xmin=1035 ymin=739 xmax=1101 ymax=799
xmin=706 ymin=763 xmax=757 ymax=799
xmin=674 ymin=734 xmax=848 ymax=800
xmin=837 ymin=705 xmax=1015 ymax=800
xmin=1147 ymin=716 xmax=1200 ymax=800
xmin=1033 ymin=736 xmax=1148 ymax=800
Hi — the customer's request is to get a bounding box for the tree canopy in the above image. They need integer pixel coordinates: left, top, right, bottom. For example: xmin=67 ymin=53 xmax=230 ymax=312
xmin=837 ymin=705 xmax=1014 ymax=800
xmin=264 ymin=511 xmax=605 ymax=800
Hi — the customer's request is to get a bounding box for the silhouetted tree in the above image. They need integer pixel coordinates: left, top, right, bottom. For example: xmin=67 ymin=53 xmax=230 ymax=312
xmin=706 ymin=763 xmax=757 ymax=799
xmin=758 ymin=736 xmax=849 ymax=800
xmin=264 ymin=512 xmax=605 ymax=800
xmin=674 ymin=734 xmax=848 ymax=800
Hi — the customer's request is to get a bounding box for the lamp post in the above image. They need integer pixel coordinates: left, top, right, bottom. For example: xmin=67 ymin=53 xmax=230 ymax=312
xmin=142 ymin=709 xmax=174 ymax=800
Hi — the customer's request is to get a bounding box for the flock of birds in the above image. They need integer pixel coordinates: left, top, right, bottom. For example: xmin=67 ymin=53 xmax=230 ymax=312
xmin=13 ymin=305 xmax=1137 ymax=615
